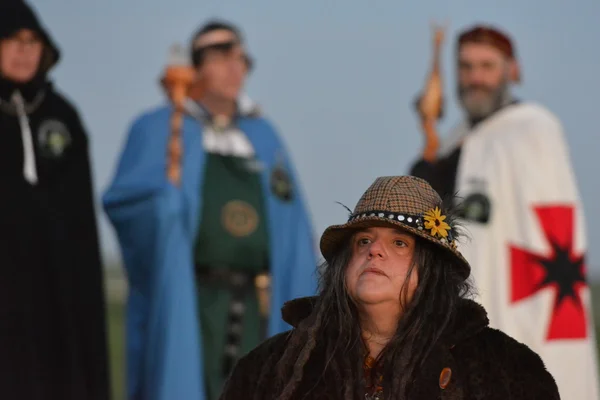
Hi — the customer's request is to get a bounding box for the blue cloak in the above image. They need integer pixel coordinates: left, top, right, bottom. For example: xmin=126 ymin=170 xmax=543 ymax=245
xmin=103 ymin=105 xmax=318 ymax=400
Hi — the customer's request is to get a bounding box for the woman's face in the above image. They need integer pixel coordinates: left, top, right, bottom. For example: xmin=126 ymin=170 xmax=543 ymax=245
xmin=345 ymin=226 xmax=418 ymax=309
xmin=0 ymin=29 xmax=43 ymax=83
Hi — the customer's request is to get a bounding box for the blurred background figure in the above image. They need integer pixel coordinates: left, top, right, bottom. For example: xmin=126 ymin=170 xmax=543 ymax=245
xmin=103 ymin=20 xmax=317 ymax=400
xmin=22 ymin=1 xmax=600 ymax=399
xmin=0 ymin=1 xmax=110 ymax=399
xmin=410 ymin=23 xmax=599 ymax=399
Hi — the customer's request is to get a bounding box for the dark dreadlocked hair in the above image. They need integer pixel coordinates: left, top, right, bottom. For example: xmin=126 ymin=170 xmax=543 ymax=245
xmin=266 ymin=203 xmax=474 ymax=400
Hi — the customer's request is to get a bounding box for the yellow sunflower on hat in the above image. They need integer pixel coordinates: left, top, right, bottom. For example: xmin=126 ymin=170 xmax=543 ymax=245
xmin=423 ymin=207 xmax=451 ymax=238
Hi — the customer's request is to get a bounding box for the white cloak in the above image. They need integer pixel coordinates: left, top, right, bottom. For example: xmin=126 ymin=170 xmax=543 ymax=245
xmin=441 ymin=102 xmax=599 ymax=400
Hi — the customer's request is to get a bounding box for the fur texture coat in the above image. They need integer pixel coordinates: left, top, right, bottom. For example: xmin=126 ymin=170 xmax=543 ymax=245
xmin=220 ymin=296 xmax=560 ymax=399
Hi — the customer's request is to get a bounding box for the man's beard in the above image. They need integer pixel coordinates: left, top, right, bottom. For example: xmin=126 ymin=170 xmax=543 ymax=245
xmin=457 ymin=77 xmax=512 ymax=122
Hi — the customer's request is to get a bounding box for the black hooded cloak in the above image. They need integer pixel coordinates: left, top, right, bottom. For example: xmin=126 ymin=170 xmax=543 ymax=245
xmin=0 ymin=2 xmax=110 ymax=399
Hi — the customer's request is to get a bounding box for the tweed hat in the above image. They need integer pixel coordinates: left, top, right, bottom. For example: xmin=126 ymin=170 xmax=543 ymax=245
xmin=320 ymin=175 xmax=470 ymax=279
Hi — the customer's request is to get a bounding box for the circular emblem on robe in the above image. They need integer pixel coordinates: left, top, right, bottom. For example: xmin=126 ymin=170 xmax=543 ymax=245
xmin=458 ymin=193 xmax=492 ymax=224
xmin=37 ymin=119 xmax=72 ymax=158
xmin=222 ymin=200 xmax=259 ymax=237
xmin=270 ymin=165 xmax=293 ymax=202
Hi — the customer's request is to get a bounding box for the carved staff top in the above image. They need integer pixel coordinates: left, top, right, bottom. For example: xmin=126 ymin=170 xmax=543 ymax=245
xmin=418 ymin=23 xmax=447 ymax=122
xmin=161 ymin=44 xmax=196 ymax=186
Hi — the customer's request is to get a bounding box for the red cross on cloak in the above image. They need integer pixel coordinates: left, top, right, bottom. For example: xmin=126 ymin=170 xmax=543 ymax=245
xmin=509 ymin=205 xmax=588 ymax=340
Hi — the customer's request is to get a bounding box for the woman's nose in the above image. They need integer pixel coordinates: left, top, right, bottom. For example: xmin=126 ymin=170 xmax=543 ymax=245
xmin=368 ymin=239 xmax=386 ymax=259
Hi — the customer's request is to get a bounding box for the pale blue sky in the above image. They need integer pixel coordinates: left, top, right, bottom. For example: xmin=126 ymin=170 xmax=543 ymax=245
xmin=29 ymin=0 xmax=600 ymax=276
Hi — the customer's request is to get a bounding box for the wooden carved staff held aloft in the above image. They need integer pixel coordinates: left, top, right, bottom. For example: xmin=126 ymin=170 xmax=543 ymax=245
xmin=161 ymin=44 xmax=196 ymax=186
xmin=417 ymin=23 xmax=447 ymax=162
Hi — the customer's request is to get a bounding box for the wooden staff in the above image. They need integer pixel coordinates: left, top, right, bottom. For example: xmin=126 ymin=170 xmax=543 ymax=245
xmin=255 ymin=273 xmax=271 ymax=339
xmin=161 ymin=44 xmax=196 ymax=186
xmin=417 ymin=22 xmax=447 ymax=162
xmin=255 ymin=273 xmax=271 ymax=317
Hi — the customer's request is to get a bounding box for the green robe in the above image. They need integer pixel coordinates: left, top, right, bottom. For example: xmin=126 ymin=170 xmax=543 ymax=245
xmin=194 ymin=151 xmax=270 ymax=400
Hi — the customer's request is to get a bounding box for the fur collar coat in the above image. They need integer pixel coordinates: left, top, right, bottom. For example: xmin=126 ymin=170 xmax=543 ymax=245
xmin=220 ymin=297 xmax=560 ymax=399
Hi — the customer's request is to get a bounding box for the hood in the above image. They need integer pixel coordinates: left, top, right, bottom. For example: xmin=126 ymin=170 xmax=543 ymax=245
xmin=0 ymin=0 xmax=61 ymax=73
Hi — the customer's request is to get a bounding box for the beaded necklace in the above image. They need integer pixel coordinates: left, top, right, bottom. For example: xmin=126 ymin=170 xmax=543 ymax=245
xmin=364 ymin=354 xmax=384 ymax=400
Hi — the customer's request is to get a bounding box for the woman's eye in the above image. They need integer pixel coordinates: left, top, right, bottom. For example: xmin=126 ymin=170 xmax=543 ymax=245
xmin=394 ymin=240 xmax=407 ymax=247
xmin=357 ymin=238 xmax=371 ymax=246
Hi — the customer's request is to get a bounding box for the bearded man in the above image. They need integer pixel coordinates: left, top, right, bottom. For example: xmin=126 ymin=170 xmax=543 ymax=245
xmin=410 ymin=24 xmax=599 ymax=399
